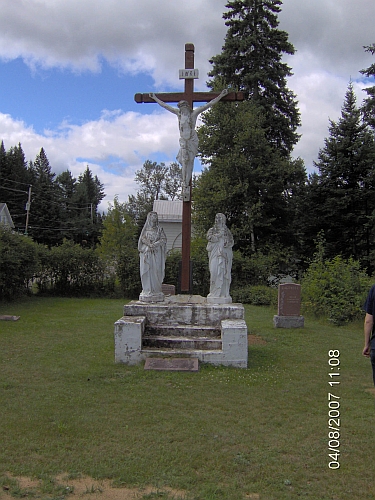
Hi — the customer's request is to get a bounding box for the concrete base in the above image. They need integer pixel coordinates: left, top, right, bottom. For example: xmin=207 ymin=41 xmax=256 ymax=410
xmin=114 ymin=295 xmax=248 ymax=368
xmin=273 ymin=315 xmax=304 ymax=328
xmin=206 ymin=295 xmax=232 ymax=304
xmin=139 ymin=291 xmax=165 ymax=303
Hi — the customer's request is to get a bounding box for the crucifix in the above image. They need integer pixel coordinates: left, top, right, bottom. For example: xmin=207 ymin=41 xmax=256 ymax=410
xmin=135 ymin=43 xmax=244 ymax=293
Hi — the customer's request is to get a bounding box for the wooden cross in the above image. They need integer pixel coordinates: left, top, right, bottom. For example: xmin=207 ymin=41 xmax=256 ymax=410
xmin=135 ymin=43 xmax=244 ymax=293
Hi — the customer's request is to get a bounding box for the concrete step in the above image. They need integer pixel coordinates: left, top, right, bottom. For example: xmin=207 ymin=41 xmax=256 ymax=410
xmin=142 ymin=335 xmax=222 ymax=350
xmin=145 ymin=324 xmax=221 ymax=338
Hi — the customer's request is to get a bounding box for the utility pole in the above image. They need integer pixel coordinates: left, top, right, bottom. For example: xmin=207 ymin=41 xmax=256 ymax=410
xmin=25 ymin=185 xmax=32 ymax=235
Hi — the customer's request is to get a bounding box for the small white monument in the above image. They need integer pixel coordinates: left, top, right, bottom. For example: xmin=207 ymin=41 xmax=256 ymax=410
xmin=206 ymin=213 xmax=234 ymax=304
xmin=138 ymin=211 xmax=167 ymax=303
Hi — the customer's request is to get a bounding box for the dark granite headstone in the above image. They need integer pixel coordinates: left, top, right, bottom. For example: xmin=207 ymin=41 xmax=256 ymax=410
xmin=278 ymin=283 xmax=301 ymax=316
xmin=274 ymin=283 xmax=304 ymax=328
xmin=144 ymin=357 xmax=199 ymax=371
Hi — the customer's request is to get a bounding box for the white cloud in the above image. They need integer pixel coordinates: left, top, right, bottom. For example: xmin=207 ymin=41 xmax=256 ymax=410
xmin=0 ymin=108 xmax=180 ymax=211
xmin=0 ymin=0 xmax=375 ymax=197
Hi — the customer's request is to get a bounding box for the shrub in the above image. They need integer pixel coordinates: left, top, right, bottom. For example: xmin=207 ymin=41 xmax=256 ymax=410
xmin=164 ymin=249 xmax=181 ymax=290
xmin=231 ymin=248 xmax=299 ymax=289
xmin=36 ymin=239 xmax=112 ymax=297
xmin=191 ymin=238 xmax=210 ymax=296
xmin=116 ymin=248 xmax=141 ymax=299
xmin=164 ymin=241 xmax=210 ymax=296
xmin=302 ymin=255 xmax=371 ymax=325
xmin=0 ymin=228 xmax=40 ymax=300
xmin=232 ymin=285 xmax=277 ymax=306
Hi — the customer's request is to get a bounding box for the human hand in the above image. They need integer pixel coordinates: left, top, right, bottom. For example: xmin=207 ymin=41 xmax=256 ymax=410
xmin=363 ymin=345 xmax=370 ymax=357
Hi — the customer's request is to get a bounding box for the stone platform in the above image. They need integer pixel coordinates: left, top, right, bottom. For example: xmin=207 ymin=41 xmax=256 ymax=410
xmin=114 ymin=295 xmax=248 ymax=368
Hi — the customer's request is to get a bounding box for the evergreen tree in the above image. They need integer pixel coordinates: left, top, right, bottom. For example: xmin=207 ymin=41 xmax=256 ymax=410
xmin=207 ymin=0 xmax=300 ymax=156
xmin=28 ymin=148 xmax=62 ymax=246
xmin=0 ymin=143 xmax=31 ymax=231
xmin=71 ymin=166 xmax=105 ymax=246
xmin=55 ymin=170 xmax=78 ymax=240
xmin=305 ymin=83 xmax=375 ymax=269
xmin=195 ymin=1 xmax=304 ymax=254
xmin=360 ymin=44 xmax=375 ymax=130
xmin=195 ymin=101 xmax=306 ymax=253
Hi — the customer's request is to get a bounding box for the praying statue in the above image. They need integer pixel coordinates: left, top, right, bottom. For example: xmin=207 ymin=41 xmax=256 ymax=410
xmin=138 ymin=211 xmax=167 ymax=302
xmin=206 ymin=213 xmax=234 ymax=304
xmin=149 ymin=89 xmax=229 ymax=199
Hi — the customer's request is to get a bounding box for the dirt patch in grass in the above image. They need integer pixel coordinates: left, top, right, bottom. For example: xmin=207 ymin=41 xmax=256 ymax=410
xmin=248 ymin=334 xmax=267 ymax=346
xmin=1 ymin=474 xmax=186 ymax=500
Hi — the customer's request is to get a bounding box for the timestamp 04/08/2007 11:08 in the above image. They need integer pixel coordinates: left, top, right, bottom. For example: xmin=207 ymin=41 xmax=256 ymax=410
xmin=328 ymin=350 xmax=340 ymax=469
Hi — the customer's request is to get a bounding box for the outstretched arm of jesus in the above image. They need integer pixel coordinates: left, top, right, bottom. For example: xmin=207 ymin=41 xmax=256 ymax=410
xmin=193 ymin=88 xmax=229 ymax=117
xmin=149 ymin=93 xmax=179 ymax=115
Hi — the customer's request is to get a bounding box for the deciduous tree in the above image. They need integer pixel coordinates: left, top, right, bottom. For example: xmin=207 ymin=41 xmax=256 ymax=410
xmin=126 ymin=160 xmax=182 ymax=229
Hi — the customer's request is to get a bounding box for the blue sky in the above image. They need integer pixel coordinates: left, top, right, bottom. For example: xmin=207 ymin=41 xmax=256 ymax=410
xmin=0 ymin=0 xmax=374 ymax=211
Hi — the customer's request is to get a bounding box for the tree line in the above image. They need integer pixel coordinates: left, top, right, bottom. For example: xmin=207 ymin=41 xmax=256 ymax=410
xmin=0 ymin=143 xmax=105 ymax=246
xmin=194 ymin=1 xmax=375 ymax=276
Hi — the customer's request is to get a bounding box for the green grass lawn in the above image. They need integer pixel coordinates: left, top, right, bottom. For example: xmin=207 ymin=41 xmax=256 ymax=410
xmin=0 ymin=296 xmax=374 ymax=499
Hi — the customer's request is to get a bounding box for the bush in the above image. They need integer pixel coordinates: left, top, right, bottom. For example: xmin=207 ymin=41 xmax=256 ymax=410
xmin=164 ymin=241 xmax=210 ymax=296
xmin=302 ymin=255 xmax=371 ymax=325
xmin=117 ymin=248 xmax=141 ymax=299
xmin=191 ymin=238 xmax=210 ymax=296
xmin=231 ymin=248 xmax=299 ymax=289
xmin=232 ymin=285 xmax=277 ymax=306
xmin=164 ymin=249 xmax=181 ymax=290
xmin=0 ymin=228 xmax=40 ymax=300
xmin=36 ymin=239 xmax=113 ymax=297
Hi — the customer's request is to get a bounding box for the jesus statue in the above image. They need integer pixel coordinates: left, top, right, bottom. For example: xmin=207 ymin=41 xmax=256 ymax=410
xmin=149 ymin=88 xmax=228 ymax=199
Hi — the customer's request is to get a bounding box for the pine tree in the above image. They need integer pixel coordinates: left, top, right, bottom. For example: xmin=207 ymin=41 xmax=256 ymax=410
xmin=72 ymin=166 xmax=105 ymax=245
xmin=195 ymin=101 xmax=306 ymax=252
xmin=55 ymin=170 xmax=78 ymax=240
xmin=207 ymin=0 xmax=300 ymax=156
xmin=305 ymin=83 xmax=375 ymax=269
xmin=360 ymin=44 xmax=375 ymax=130
xmin=195 ymin=0 xmax=304 ymax=254
xmin=28 ymin=148 xmax=62 ymax=245
xmin=0 ymin=143 xmax=31 ymax=231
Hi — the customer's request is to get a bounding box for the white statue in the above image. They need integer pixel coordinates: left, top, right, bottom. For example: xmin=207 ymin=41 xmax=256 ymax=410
xmin=138 ymin=211 xmax=167 ymax=302
xmin=149 ymin=89 xmax=229 ymax=200
xmin=206 ymin=213 xmax=234 ymax=304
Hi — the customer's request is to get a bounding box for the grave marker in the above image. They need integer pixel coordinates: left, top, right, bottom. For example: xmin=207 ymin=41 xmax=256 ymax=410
xmin=274 ymin=283 xmax=304 ymax=328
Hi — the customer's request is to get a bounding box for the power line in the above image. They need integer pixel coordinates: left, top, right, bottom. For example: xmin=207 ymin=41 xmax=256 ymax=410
xmin=0 ymin=177 xmax=31 ymax=187
xmin=0 ymin=185 xmax=28 ymax=194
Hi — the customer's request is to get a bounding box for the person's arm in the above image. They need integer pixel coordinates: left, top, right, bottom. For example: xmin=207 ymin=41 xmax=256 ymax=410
xmin=363 ymin=313 xmax=373 ymax=357
xmin=149 ymin=93 xmax=179 ymax=115
xmin=194 ymin=88 xmax=229 ymax=116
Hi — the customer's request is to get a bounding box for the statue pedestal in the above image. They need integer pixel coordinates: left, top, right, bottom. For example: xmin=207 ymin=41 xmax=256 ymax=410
xmin=114 ymin=295 xmax=248 ymax=368
xmin=207 ymin=296 xmax=232 ymax=305
xmin=139 ymin=292 xmax=165 ymax=303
